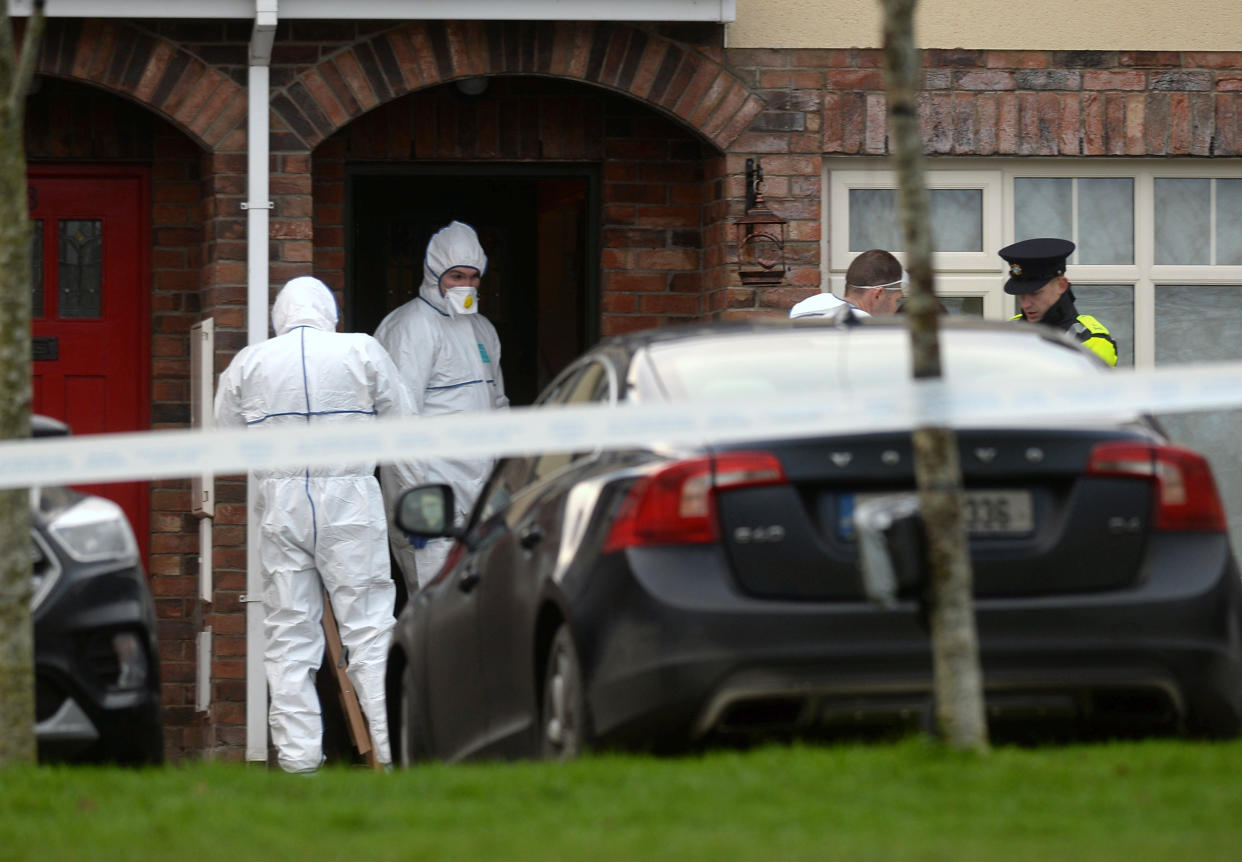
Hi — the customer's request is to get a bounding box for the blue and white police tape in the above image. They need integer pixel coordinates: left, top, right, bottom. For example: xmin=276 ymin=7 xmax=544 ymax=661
xmin=2 ymin=359 xmax=1242 ymax=490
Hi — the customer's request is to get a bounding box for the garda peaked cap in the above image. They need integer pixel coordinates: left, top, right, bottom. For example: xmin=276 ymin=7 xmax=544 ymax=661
xmin=998 ymin=237 xmax=1075 ymax=295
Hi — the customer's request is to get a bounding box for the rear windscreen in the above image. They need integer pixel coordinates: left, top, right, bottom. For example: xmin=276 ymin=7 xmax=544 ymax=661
xmin=643 ymin=328 xmax=1102 ymax=402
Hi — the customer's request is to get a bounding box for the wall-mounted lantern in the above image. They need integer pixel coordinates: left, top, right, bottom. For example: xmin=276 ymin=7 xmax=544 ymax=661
xmin=734 ymin=158 xmax=787 ymax=285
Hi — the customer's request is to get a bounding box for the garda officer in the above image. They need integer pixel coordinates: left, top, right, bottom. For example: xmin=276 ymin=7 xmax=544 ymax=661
xmin=999 ymin=237 xmax=1118 ymax=367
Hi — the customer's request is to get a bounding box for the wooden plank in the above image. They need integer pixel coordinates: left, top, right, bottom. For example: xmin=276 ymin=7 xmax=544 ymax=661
xmin=322 ymin=590 xmax=381 ymax=769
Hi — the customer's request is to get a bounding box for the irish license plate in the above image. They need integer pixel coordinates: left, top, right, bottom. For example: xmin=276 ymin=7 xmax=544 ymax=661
xmin=839 ymin=490 xmax=1034 ymax=538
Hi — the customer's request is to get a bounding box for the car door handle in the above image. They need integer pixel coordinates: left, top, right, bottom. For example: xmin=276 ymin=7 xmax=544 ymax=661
xmin=459 ymin=569 xmax=480 ymax=593
xmin=519 ymin=525 xmax=544 ymax=550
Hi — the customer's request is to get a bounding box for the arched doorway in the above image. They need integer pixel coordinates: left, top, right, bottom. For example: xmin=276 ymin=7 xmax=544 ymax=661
xmin=318 ymin=76 xmax=714 ymax=405
xmin=24 ymin=76 xmax=207 ymax=564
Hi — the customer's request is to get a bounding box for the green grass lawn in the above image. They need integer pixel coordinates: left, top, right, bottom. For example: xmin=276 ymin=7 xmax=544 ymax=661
xmin=3 ymin=738 xmax=1242 ymax=862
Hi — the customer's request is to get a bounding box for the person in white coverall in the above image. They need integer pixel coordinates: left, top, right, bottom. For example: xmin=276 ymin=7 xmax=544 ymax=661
xmin=214 ymin=276 xmax=411 ymax=772
xmin=789 ymin=249 xmax=906 ymax=320
xmin=376 ymin=221 xmax=509 ymax=592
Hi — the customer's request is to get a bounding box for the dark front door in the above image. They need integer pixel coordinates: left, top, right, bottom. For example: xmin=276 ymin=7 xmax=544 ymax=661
xmin=349 ymin=169 xmax=597 ymax=406
xmin=28 ymin=166 xmax=150 ymax=563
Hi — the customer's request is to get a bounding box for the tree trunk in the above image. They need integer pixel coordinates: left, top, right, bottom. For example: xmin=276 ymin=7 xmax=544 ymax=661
xmin=0 ymin=1 xmax=45 ymax=769
xmin=879 ymin=0 xmax=988 ymax=752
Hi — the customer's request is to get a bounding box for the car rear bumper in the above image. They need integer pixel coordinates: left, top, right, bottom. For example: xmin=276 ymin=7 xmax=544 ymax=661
xmin=577 ymin=535 xmax=1242 ymax=746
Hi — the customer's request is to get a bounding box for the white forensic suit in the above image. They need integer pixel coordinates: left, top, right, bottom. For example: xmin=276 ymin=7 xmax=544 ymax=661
xmin=376 ymin=221 xmax=509 ymax=591
xmin=214 ymin=276 xmax=412 ymax=772
xmin=789 ymin=291 xmax=869 ymax=319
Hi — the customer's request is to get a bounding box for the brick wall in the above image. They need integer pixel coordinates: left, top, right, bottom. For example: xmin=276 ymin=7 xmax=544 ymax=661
xmin=198 ymin=145 xmax=252 ymax=761
xmin=725 ymin=47 xmax=1242 ymax=159
xmin=146 ymin=132 xmax=210 ymax=759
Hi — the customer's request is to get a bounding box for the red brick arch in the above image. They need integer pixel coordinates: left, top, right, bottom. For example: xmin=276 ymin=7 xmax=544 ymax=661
xmin=275 ymin=20 xmax=765 ymax=152
xmin=35 ymin=19 xmax=247 ymax=152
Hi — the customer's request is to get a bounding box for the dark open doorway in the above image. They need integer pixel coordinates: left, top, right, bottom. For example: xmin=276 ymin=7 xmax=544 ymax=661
xmin=348 ymin=166 xmax=599 ymax=406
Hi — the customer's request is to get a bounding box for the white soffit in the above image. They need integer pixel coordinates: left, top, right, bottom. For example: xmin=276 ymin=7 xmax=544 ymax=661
xmin=12 ymin=0 xmax=736 ymax=21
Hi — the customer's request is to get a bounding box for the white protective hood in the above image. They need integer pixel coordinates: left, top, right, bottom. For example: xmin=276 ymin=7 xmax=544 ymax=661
xmin=271 ymin=275 xmax=339 ymax=335
xmin=418 ymin=221 xmax=489 ymax=317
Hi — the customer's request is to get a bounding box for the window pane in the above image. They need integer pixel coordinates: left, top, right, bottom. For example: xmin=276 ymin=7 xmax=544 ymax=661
xmin=30 ymin=220 xmax=42 ymax=318
xmin=929 ymin=189 xmax=982 ymax=252
xmin=1155 ymin=178 xmax=1210 ymax=264
xmin=1217 ymin=179 xmax=1242 ymax=266
xmin=1014 ymin=177 xmax=1071 ymax=243
xmin=1155 ymin=285 xmax=1242 ymax=363
xmin=936 ymin=296 xmax=984 ymax=316
xmin=58 ymin=219 xmax=102 ymax=319
xmin=565 ymin=363 xmax=605 ymax=405
xmin=1072 ymin=284 xmax=1133 ymax=367
xmin=848 ymin=189 xmax=900 ymax=252
xmin=848 ymin=188 xmax=982 ymax=253
xmin=1077 ymin=178 xmax=1133 ymax=264
xmin=1155 ymin=284 xmax=1242 ymax=568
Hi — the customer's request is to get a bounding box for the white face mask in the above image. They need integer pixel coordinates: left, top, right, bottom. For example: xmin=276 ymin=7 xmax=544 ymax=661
xmin=445 ymin=286 xmax=479 ymax=315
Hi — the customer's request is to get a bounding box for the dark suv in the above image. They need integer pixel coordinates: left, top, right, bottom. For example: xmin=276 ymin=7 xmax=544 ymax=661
xmin=31 ymin=415 xmax=163 ymax=765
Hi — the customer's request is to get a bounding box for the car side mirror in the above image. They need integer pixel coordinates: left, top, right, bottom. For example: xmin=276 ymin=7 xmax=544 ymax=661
xmin=32 ymin=414 xmax=71 ymax=437
xmin=396 ymin=484 xmax=458 ymax=538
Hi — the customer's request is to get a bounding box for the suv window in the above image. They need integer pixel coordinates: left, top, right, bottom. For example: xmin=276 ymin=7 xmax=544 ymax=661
xmin=472 ymin=359 xmax=615 ymax=527
xmin=529 ymin=360 xmax=613 ymax=481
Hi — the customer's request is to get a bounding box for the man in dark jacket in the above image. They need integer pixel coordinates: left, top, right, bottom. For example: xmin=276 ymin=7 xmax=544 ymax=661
xmin=1000 ymin=237 xmax=1118 ymax=367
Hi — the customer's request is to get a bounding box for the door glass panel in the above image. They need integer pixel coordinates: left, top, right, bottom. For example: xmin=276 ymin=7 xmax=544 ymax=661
xmin=929 ymin=189 xmax=982 ymax=252
xmin=58 ymin=219 xmax=102 ymax=318
xmin=1014 ymin=178 xmax=1133 ymax=264
xmin=475 ymin=454 xmax=535 ymax=525
xmin=1078 ymin=178 xmax=1133 ymax=264
xmin=848 ymin=188 xmax=982 ymax=252
xmin=1217 ymin=179 xmax=1242 ymax=266
xmin=531 ymin=362 xmax=606 ymax=479
xmin=1154 ymin=284 xmax=1242 ymax=565
xmin=1014 ymin=177 xmax=1072 ymax=243
xmin=935 ymin=296 xmax=984 ymax=316
xmin=30 ymin=220 xmax=42 ymax=318
xmin=848 ymin=189 xmax=900 ymax=251
xmin=1072 ymin=284 xmax=1133 ymax=367
xmin=1155 ymin=178 xmax=1210 ymax=264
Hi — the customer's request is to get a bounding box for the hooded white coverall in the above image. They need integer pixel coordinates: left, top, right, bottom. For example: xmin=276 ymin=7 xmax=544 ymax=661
xmin=788 ymin=291 xmax=868 ymax=319
xmin=214 ymin=276 xmax=411 ymax=771
xmin=376 ymin=221 xmax=508 ymax=591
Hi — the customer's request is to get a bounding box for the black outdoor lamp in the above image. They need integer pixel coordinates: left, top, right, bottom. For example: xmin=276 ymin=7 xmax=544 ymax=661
xmin=734 ymin=158 xmax=788 ymax=285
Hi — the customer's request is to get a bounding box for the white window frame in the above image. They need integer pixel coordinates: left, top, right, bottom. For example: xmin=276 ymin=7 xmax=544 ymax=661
xmin=826 ymin=158 xmax=1242 ymax=368
xmin=829 ymin=169 xmax=1004 ymax=272
xmin=829 ymin=168 xmax=1007 ymax=319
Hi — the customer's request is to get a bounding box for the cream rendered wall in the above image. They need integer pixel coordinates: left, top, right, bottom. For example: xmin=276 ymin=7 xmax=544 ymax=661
xmin=729 ymin=0 xmax=1242 ymax=51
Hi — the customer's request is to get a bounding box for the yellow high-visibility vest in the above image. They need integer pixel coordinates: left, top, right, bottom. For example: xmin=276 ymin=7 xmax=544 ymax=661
xmin=1009 ymin=312 xmax=1118 ymax=367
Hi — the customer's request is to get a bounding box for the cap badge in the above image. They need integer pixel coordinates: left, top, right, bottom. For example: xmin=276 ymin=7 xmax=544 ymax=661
xmin=1009 ymin=263 xmax=1023 ymax=277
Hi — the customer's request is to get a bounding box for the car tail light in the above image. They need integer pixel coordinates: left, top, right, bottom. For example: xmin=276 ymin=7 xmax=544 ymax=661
xmin=1087 ymin=441 xmax=1226 ymax=532
xmin=602 ymin=452 xmax=787 ymax=552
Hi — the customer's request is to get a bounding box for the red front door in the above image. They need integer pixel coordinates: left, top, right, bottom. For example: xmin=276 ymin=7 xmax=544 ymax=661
xmin=29 ymin=166 xmax=150 ymax=564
